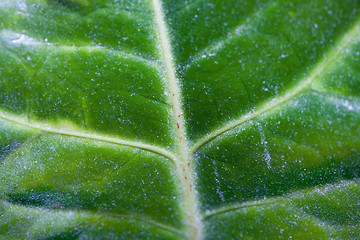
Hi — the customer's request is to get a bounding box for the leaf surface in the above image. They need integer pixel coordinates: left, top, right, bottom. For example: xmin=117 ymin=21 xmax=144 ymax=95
xmin=0 ymin=0 xmax=359 ymax=239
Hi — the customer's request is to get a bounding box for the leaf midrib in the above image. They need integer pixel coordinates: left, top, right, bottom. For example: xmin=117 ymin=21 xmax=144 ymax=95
xmin=151 ymin=0 xmax=203 ymax=239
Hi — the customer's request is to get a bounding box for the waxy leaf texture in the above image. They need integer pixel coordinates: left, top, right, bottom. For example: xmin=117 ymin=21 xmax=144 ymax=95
xmin=0 ymin=0 xmax=359 ymax=239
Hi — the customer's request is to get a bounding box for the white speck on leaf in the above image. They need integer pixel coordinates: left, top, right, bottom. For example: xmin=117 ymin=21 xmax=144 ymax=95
xmin=258 ymin=123 xmax=272 ymax=169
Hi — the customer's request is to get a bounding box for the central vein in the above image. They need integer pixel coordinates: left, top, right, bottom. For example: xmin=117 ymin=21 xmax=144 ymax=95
xmin=152 ymin=0 xmax=203 ymax=239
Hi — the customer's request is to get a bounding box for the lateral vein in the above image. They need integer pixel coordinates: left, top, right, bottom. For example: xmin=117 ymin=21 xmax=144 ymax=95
xmin=0 ymin=198 xmax=184 ymax=237
xmin=0 ymin=110 xmax=176 ymax=162
xmin=191 ymin=18 xmax=360 ymax=153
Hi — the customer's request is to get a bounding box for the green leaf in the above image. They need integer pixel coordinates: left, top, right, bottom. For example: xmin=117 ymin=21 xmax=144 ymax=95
xmin=0 ymin=0 xmax=359 ymax=239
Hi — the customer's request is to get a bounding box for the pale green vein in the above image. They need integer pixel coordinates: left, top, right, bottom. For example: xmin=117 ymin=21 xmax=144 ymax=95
xmin=0 ymin=198 xmax=184 ymax=238
xmin=191 ymin=17 xmax=360 ymax=153
xmin=51 ymin=44 xmax=158 ymax=68
xmin=0 ymin=30 xmax=158 ymax=68
xmin=152 ymin=0 xmax=203 ymax=239
xmin=184 ymin=1 xmax=274 ymax=68
xmin=95 ymin=211 xmax=185 ymax=237
xmin=0 ymin=110 xmax=176 ymax=162
xmin=204 ymin=179 xmax=359 ymax=220
xmin=203 ymin=199 xmax=277 ymax=220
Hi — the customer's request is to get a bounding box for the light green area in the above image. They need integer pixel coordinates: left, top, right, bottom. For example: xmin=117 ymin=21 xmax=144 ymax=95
xmin=0 ymin=199 xmax=182 ymax=239
xmin=0 ymin=0 xmax=359 ymax=239
xmin=0 ymin=134 xmax=184 ymax=228
xmin=204 ymin=180 xmax=360 ymax=239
